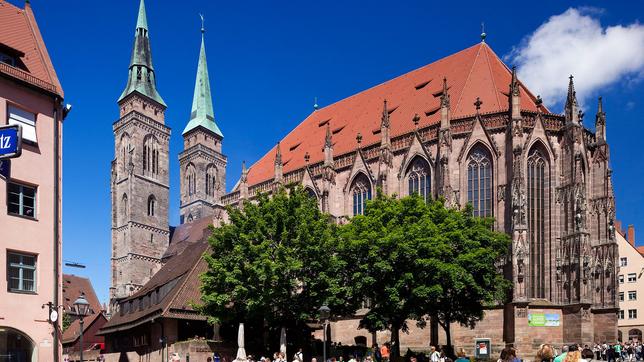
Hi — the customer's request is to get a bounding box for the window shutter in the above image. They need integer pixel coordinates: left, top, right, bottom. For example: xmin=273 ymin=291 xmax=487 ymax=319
xmin=8 ymin=105 xmax=37 ymax=143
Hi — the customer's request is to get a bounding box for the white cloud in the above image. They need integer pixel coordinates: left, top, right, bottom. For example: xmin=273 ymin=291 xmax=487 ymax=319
xmin=507 ymin=8 xmax=644 ymax=110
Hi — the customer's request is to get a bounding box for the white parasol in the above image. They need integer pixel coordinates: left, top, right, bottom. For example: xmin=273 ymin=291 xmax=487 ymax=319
xmin=234 ymin=323 xmax=247 ymax=362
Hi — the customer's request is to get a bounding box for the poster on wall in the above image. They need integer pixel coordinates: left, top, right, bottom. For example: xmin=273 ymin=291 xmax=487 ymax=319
xmin=528 ymin=313 xmax=560 ymax=326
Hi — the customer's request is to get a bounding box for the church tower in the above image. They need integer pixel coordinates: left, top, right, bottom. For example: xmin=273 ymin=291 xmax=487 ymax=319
xmin=179 ymin=23 xmax=226 ymax=224
xmin=110 ymin=0 xmax=170 ymax=306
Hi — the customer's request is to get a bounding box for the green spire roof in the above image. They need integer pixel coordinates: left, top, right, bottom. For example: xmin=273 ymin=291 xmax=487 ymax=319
xmin=118 ymin=0 xmax=166 ymax=106
xmin=182 ymin=29 xmax=223 ymax=137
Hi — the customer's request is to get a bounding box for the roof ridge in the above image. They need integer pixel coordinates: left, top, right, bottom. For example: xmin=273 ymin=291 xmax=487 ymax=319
xmin=453 ymin=43 xmax=483 ymax=115
xmin=482 ymin=44 xmax=503 ymax=110
xmin=22 ymin=3 xmax=63 ymax=96
xmin=162 ymin=243 xmax=208 ymax=314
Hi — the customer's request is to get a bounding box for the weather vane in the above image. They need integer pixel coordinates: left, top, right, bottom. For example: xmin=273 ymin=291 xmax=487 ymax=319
xmin=199 ymin=13 xmax=205 ymax=33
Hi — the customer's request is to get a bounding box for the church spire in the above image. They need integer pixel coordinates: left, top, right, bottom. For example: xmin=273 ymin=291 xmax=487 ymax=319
xmin=118 ymin=0 xmax=166 ymax=106
xmin=596 ymin=96 xmax=606 ymax=142
xmin=565 ymin=75 xmax=580 ymax=124
xmin=182 ymin=19 xmax=224 ymax=137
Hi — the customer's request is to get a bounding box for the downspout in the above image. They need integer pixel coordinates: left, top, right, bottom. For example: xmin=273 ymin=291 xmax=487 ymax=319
xmin=53 ymin=99 xmax=60 ymax=362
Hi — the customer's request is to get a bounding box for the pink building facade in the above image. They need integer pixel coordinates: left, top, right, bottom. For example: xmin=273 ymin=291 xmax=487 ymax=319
xmin=0 ymin=1 xmax=66 ymax=361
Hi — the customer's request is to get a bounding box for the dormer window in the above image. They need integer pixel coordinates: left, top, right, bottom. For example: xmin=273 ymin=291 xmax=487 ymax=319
xmin=0 ymin=52 xmax=15 ymax=66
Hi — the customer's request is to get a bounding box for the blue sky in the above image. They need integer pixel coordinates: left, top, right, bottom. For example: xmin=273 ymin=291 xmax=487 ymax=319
xmin=20 ymin=0 xmax=643 ymax=303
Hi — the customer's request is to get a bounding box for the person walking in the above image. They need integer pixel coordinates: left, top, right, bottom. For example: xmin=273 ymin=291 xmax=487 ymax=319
xmin=294 ymin=348 xmax=304 ymax=362
xmin=381 ymin=343 xmax=390 ymax=362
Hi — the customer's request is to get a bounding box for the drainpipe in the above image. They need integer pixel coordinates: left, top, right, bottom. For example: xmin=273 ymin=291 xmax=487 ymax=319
xmin=53 ymin=99 xmax=60 ymax=362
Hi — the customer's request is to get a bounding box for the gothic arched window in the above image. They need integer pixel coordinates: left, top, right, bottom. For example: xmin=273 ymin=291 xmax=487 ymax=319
xmin=406 ymin=156 xmax=431 ymax=202
xmin=205 ymin=164 xmax=217 ymax=197
xmin=351 ymin=173 xmax=372 ymax=216
xmin=186 ymin=163 xmax=197 ymax=196
xmin=305 ymin=187 xmax=317 ymax=200
xmin=121 ymin=194 xmax=128 ymax=225
xmin=147 ymin=195 xmax=156 ymax=217
xmin=527 ymin=146 xmax=549 ymax=299
xmin=467 ymin=145 xmax=493 ymax=217
xmin=143 ymin=135 xmax=159 ymax=177
xmin=120 ymin=133 xmax=131 ymax=175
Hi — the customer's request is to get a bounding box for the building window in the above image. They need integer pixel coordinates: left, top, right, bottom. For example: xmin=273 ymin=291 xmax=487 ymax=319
xmin=628 ymin=273 xmax=637 ymax=283
xmin=351 ymin=173 xmax=372 ymax=216
xmin=7 ymin=182 xmax=36 ymax=218
xmin=0 ymin=52 xmax=16 ymax=66
xmin=619 ymin=292 xmax=625 ymax=302
xmin=467 ymin=145 xmax=493 ymax=217
xmin=406 ymin=156 xmax=431 ymax=202
xmin=205 ymin=164 xmax=217 ymax=197
xmin=143 ymin=135 xmax=159 ymax=177
xmin=527 ymin=147 xmax=548 ymax=299
xmin=628 ymin=309 xmax=638 ymax=319
xmin=147 ymin=195 xmax=156 ymax=216
xmin=620 ymin=257 xmax=628 ymax=267
xmin=628 ymin=291 xmax=637 ymax=301
xmin=7 ymin=252 xmax=36 ymax=293
xmin=186 ymin=163 xmax=197 ymax=197
xmin=8 ymin=105 xmax=37 ymax=144
xmin=619 ymin=275 xmax=624 ymax=284
xmin=618 ymin=310 xmax=624 ymax=319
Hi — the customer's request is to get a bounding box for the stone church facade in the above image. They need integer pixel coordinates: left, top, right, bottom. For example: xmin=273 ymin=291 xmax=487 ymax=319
xmin=109 ymin=0 xmax=619 ymax=356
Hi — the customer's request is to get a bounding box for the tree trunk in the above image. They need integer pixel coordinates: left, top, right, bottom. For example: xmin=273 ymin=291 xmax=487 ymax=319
xmin=439 ymin=320 xmax=454 ymax=359
xmin=390 ymin=323 xmax=401 ymax=360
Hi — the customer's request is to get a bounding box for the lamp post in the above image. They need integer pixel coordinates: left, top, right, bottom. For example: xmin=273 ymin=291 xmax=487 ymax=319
xmin=73 ymin=294 xmax=91 ymax=362
xmin=318 ymin=305 xmax=330 ymax=362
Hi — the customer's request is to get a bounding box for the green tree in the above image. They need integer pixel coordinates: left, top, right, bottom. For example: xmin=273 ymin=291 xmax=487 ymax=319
xmin=422 ymin=203 xmax=511 ymax=355
xmin=339 ymin=193 xmax=510 ymax=358
xmin=199 ymin=186 xmax=351 ymax=350
xmin=62 ymin=312 xmax=72 ymax=332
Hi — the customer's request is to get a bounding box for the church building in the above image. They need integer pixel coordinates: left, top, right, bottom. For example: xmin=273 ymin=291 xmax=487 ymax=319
xmin=101 ymin=0 xmax=619 ymax=359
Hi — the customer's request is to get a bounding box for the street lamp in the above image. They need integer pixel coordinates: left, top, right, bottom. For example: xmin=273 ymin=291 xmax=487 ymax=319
xmin=73 ymin=294 xmax=91 ymax=362
xmin=318 ymin=305 xmax=330 ymax=362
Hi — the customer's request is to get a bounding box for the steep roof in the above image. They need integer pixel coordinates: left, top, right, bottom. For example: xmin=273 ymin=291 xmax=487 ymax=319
xmin=182 ymin=30 xmax=223 ymax=138
xmin=62 ymin=274 xmax=102 ymax=315
xmin=118 ymin=0 xmax=165 ymax=106
xmin=244 ymin=42 xmax=545 ymax=186
xmin=164 ymin=215 xmax=214 ymax=259
xmin=99 ymin=240 xmax=210 ymax=334
xmin=62 ymin=312 xmax=107 ymax=344
xmin=0 ymin=0 xmax=63 ymax=96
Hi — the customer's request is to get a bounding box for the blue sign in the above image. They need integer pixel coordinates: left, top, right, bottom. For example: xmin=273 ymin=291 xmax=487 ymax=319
xmin=0 ymin=124 xmax=22 ymax=159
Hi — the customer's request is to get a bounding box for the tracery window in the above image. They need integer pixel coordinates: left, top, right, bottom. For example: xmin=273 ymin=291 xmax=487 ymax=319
xmin=205 ymin=164 xmax=217 ymax=197
xmin=528 ymin=147 xmax=548 ymax=299
xmin=351 ymin=173 xmax=372 ymax=216
xmin=143 ymin=135 xmax=159 ymax=177
xmin=306 ymin=187 xmax=317 ymax=199
xmin=186 ymin=163 xmax=197 ymax=197
xmin=121 ymin=194 xmax=128 ymax=225
xmin=406 ymin=156 xmax=431 ymax=202
xmin=467 ymin=145 xmax=493 ymax=217
xmin=120 ymin=133 xmax=131 ymax=175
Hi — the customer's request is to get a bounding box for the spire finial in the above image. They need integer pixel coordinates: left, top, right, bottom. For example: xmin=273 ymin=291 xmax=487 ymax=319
xmin=597 ymin=96 xmax=603 ymax=114
xmin=480 ymin=22 xmax=486 ymax=43
xmin=412 ymin=113 xmax=421 ymax=128
xmin=474 ymin=97 xmax=483 ymax=112
xmin=325 ymin=123 xmax=333 ymax=148
xmin=510 ymin=66 xmax=520 ymax=96
xmin=241 ymin=160 xmax=248 ymax=182
xmin=381 ymin=99 xmax=390 ymax=128
xmin=440 ymin=77 xmax=450 ymax=108
xmin=136 ymin=0 xmax=148 ymax=30
xmin=313 ymin=97 xmax=319 ymax=111
xmin=199 ymin=13 xmax=205 ymax=33
xmin=275 ymin=141 xmax=282 ymax=165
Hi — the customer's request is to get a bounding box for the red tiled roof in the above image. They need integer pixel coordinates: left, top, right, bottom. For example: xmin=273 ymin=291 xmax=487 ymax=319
xmin=244 ymin=42 xmax=545 ymax=186
xmin=62 ymin=274 xmax=102 ymax=316
xmin=62 ymin=312 xmax=107 ymax=344
xmin=0 ymin=0 xmax=63 ymax=96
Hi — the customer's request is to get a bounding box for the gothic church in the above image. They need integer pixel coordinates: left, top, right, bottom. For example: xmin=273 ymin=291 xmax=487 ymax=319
xmin=107 ymin=0 xmax=619 ymax=357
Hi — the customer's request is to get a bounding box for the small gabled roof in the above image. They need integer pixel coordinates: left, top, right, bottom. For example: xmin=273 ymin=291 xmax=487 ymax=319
xmin=62 ymin=274 xmax=102 ymax=316
xmin=244 ymin=42 xmax=546 ymax=186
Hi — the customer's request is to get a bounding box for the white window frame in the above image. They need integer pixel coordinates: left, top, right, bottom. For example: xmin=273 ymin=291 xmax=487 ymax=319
xmin=8 ymin=105 xmax=37 ymax=144
xmin=7 ymin=251 xmax=37 ymax=293
xmin=619 ymin=274 xmax=624 ymax=284
xmin=628 ymin=291 xmax=637 ymax=301
xmin=618 ymin=310 xmax=624 ymax=319
xmin=619 ymin=292 xmax=625 ymax=301
xmin=620 ymin=257 xmax=628 ymax=267
xmin=628 ymin=309 xmax=637 ymax=319
xmin=7 ymin=181 xmax=37 ymax=218
xmin=628 ymin=273 xmax=637 ymax=283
